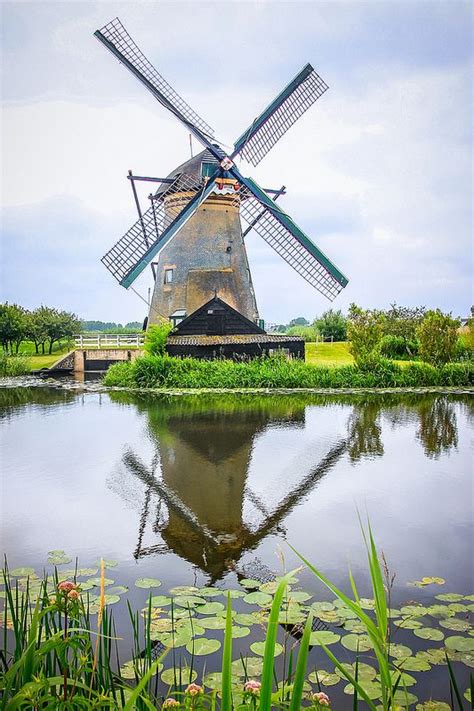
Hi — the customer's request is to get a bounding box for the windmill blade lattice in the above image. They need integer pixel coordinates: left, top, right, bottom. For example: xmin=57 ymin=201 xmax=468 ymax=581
xmin=95 ymin=18 xmax=214 ymax=138
xmin=102 ymin=174 xmax=202 ymax=285
xmin=233 ymin=64 xmax=328 ymax=167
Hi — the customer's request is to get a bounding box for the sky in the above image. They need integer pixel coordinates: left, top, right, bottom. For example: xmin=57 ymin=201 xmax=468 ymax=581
xmin=1 ymin=0 xmax=472 ymax=324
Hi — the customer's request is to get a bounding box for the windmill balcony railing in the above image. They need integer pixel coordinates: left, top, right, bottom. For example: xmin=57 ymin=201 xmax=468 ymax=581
xmin=74 ymin=334 xmax=144 ymax=349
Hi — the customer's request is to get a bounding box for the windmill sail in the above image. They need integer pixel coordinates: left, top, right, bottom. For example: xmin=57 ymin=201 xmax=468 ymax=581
xmin=232 ymin=64 xmax=328 ymax=166
xmin=233 ymin=175 xmax=348 ymax=301
xmin=95 ymin=18 xmax=214 ymax=140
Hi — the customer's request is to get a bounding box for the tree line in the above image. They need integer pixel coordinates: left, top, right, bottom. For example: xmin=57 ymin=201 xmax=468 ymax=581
xmin=0 ymin=304 xmax=80 ymax=355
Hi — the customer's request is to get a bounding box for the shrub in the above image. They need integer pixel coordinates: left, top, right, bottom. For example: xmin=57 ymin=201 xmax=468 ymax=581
xmin=347 ymin=304 xmax=384 ymax=365
xmin=380 ymin=334 xmax=419 ymax=359
xmin=144 ymin=322 xmax=173 ymax=356
xmin=0 ymin=352 xmax=30 ymax=377
xmin=313 ymin=308 xmax=347 ymax=341
xmin=286 ymin=325 xmax=319 ymax=341
xmin=102 ymin=360 xmax=136 ymax=386
xmin=417 ymin=309 xmax=460 ymax=366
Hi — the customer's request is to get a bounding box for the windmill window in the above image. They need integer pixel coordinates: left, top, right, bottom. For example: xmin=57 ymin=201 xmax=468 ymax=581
xmin=164 ymin=269 xmax=174 ymax=284
xmin=201 ymin=160 xmax=218 ymax=179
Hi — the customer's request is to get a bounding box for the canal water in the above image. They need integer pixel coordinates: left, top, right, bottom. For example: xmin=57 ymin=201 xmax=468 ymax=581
xmin=1 ymin=385 xmax=472 ymax=704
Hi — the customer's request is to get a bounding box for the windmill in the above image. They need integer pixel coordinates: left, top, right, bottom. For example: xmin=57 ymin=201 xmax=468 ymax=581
xmin=94 ymin=18 xmax=349 ymax=329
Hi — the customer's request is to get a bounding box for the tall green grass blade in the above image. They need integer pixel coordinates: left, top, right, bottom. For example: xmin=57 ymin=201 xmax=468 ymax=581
xmin=259 ymin=569 xmax=297 ymax=711
xmin=289 ymin=612 xmax=312 ymax=711
xmin=445 ymin=651 xmax=464 ymax=710
xmin=123 ymin=651 xmax=168 ymax=711
xmin=318 ymin=641 xmax=378 ymax=711
xmin=221 ymin=592 xmax=233 ymax=711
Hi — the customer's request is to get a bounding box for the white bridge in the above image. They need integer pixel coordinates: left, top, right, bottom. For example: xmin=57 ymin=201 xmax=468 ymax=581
xmin=74 ymin=333 xmax=144 ymax=349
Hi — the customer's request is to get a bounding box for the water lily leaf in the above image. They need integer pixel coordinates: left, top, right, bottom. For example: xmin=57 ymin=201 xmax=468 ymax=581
xmin=343 ymin=681 xmax=381 ymax=699
xmin=11 ymin=567 xmax=35 ymax=577
xmin=427 ymin=604 xmax=454 ymax=619
xmin=174 ymin=595 xmax=206 ymax=608
xmin=447 ymin=602 xmax=469 ymax=613
xmin=103 ymin=594 xmax=120 ymax=605
xmin=198 ymin=616 xmax=226 ymax=629
xmin=418 ymin=648 xmax=447 ymax=665
xmin=415 ymin=702 xmax=451 ymax=710
xmin=389 ymin=644 xmax=413 ymax=659
xmin=94 ymin=559 xmax=118 ymax=568
xmin=414 ymin=627 xmax=444 ymax=641
xmin=316 ymin=610 xmax=343 ymax=625
xmin=86 ymin=577 xmax=114 ymax=587
xmin=399 ymin=655 xmax=431 ymax=672
xmin=231 ymin=657 xmax=262 ymax=677
xmin=226 ymin=590 xmax=245 ymax=598
xmin=120 ymin=659 xmax=159 ymax=679
xmin=308 ymin=670 xmax=341 ymax=686
xmin=465 ymin=688 xmax=472 ymax=702
xmin=359 ymin=598 xmax=375 ymax=610
xmin=77 ymin=568 xmax=98 ymax=577
xmin=203 ymin=672 xmax=223 ymax=689
xmin=464 ymin=595 xmax=474 ymax=602
xmin=310 ymin=631 xmax=341 ymax=647
xmin=251 ymin=641 xmax=283 ymax=657
xmin=435 ymin=593 xmax=464 ymax=602
xmin=80 ymin=582 xmax=95 ymax=591
xmin=445 ymin=635 xmax=474 ymax=652
xmin=155 ymin=629 xmax=193 ymax=647
xmin=198 ymin=587 xmax=223 ymax=597
xmin=150 ymin=595 xmax=171 ymax=607
xmin=343 ymin=619 xmax=368 ymax=634
xmin=107 ymin=585 xmax=128 ymax=595
xmin=278 ymin=609 xmax=306 ymax=625
xmin=169 ymin=585 xmax=199 ymax=595
xmin=400 ymin=605 xmax=427 ymax=617
xmin=135 ymin=577 xmax=161 ymax=589
xmin=388 ymin=671 xmax=417 ymax=687
xmin=195 ymin=602 xmax=225 ymax=615
xmin=340 ymin=634 xmax=371 ymax=651
xmin=392 ymin=690 xmax=418 ymax=705
xmin=287 ymin=591 xmax=311 ymax=603
xmin=185 ymin=637 xmax=221 ymax=655
xmin=409 ymin=577 xmax=445 ymax=587
xmin=334 ymin=662 xmax=377 ymax=682
xmin=161 ymin=667 xmax=197 ymax=685
xmin=47 ymin=550 xmax=72 ymax=565
xmin=459 ymin=652 xmax=474 ymax=667
xmin=243 ymin=591 xmax=272 ymax=607
xmin=394 ymin=618 xmax=423 ymax=629
xmin=259 ymin=581 xmax=279 ymax=594
xmin=234 ymin=613 xmax=256 ymax=626
xmin=240 ymin=578 xmax=261 ymax=589
xmin=311 ymin=601 xmax=335 ymax=612
xmin=232 ymin=625 xmax=250 ymax=638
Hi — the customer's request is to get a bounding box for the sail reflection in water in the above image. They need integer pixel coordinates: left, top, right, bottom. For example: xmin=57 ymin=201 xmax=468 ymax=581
xmin=107 ymin=393 xmax=463 ymax=581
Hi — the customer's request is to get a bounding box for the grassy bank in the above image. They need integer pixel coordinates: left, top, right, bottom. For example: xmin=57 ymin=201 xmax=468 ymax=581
xmin=305 ymin=341 xmax=353 ymax=366
xmin=104 ymin=354 xmax=473 ymax=390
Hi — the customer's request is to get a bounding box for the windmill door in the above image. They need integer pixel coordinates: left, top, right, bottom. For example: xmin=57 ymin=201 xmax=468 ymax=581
xmin=206 ymin=310 xmax=226 ymax=336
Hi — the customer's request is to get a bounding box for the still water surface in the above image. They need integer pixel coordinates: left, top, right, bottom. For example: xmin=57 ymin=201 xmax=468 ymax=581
xmin=1 ymin=387 xmax=472 ymax=702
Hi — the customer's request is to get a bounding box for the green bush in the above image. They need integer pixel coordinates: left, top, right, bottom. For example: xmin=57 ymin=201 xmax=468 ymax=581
xmin=0 ymin=352 xmax=30 ymax=377
xmin=144 ymin=322 xmax=172 ymax=356
xmin=286 ymin=325 xmax=319 ymax=341
xmin=380 ymin=334 xmax=419 ymax=359
xmin=103 ymin=353 xmax=474 ymax=390
xmin=417 ymin=309 xmax=460 ymax=365
xmin=347 ymin=304 xmax=384 ymax=365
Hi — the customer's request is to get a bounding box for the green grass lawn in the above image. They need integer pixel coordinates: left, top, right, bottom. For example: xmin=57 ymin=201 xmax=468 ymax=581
xmin=305 ymin=341 xmax=354 ymax=366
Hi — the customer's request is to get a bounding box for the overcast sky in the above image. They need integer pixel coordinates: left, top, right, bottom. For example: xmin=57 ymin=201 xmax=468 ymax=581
xmin=1 ymin=0 xmax=472 ymax=324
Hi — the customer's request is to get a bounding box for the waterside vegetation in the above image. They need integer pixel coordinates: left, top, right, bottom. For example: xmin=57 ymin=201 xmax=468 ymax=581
xmin=1 ymin=527 xmax=472 ymax=709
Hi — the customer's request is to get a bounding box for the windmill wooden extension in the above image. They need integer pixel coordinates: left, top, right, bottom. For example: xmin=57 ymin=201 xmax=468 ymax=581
xmin=95 ymin=18 xmax=348 ymax=337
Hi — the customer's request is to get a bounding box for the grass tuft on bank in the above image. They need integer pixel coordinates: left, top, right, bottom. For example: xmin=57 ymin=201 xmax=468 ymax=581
xmin=103 ymin=354 xmax=473 ymax=390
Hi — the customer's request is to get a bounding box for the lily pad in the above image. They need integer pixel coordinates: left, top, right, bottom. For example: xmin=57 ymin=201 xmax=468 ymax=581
xmin=203 ymin=672 xmax=223 ymax=689
xmin=418 ymin=648 xmax=447 ymax=665
xmin=232 ymin=625 xmax=250 ymax=638
xmin=226 ymin=590 xmax=245 ymax=598
xmin=311 ymin=601 xmax=335 ymax=612
xmin=389 ymin=644 xmax=413 ymax=659
xmin=77 ymin=568 xmax=98 ymax=577
xmin=240 ymin=578 xmax=261 ymax=588
xmin=86 ymin=577 xmax=114 ymax=587
xmin=103 ymin=594 xmax=121 ymax=605
xmin=161 ymin=667 xmax=197 ymax=685
xmin=198 ymin=616 xmax=226 ymax=629
xmin=334 ymin=662 xmax=377 ymax=682
xmin=243 ymin=591 xmax=272 ymax=607
xmin=259 ymin=581 xmax=279 ymax=594
xmin=427 ymin=604 xmax=454 ymax=619
xmin=198 ymin=587 xmax=223 ymax=597
xmin=343 ymin=619 xmax=369 ymax=634
xmin=435 ymin=593 xmax=464 ymax=602
xmin=394 ymin=618 xmax=423 ymax=629
xmin=286 ymin=591 xmax=311 ymax=603
xmin=393 ymin=690 xmax=418 ymax=705
xmin=234 ymin=613 xmax=256 ymax=626
xmin=310 ymin=631 xmax=341 ymax=647
xmin=413 ymin=627 xmax=444 ymax=641
xmin=169 ymin=585 xmax=199 ymax=595
xmin=185 ymin=637 xmax=221 ymax=655
xmin=94 ymin=559 xmax=118 ymax=568
xmin=343 ymin=681 xmax=381 ymax=699
xmin=359 ymin=598 xmax=375 ymax=610
xmin=313 ymin=610 xmax=343 ymax=625
xmin=251 ymin=641 xmax=283 ymax=657
xmin=11 ymin=567 xmax=35 ymax=577
xmin=107 ymin=585 xmax=128 ymax=595
xmin=155 ymin=629 xmax=193 ymax=647
xmin=400 ymin=605 xmax=428 ymax=616
xmin=340 ymin=634 xmax=371 ymax=652
xmin=195 ymin=602 xmax=225 ymax=615
xmin=409 ymin=577 xmax=445 ymax=587
xmin=135 ymin=578 xmax=161 ymax=589
xmin=399 ymin=655 xmax=431 ymax=672
xmin=150 ymin=595 xmax=172 ymax=607
xmin=415 ymin=703 xmax=451 ymax=711
xmin=445 ymin=635 xmax=474 ymax=652
xmin=174 ymin=595 xmax=206 ymax=608
xmin=47 ymin=550 xmax=72 ymax=565
xmin=231 ymin=656 xmax=262 ymax=677
xmin=447 ymin=602 xmax=469 ymax=613
xmin=308 ymin=670 xmax=341 ymax=686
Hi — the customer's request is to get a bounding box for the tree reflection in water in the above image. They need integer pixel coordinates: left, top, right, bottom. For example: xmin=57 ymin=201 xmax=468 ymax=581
xmin=106 ymin=392 xmax=460 ymax=581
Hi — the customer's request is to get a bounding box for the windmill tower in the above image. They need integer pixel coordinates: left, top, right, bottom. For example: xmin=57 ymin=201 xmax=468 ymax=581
xmin=95 ymin=18 xmax=349 ymax=331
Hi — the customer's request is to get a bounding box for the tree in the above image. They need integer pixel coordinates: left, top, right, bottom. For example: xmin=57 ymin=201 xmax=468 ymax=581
xmin=416 ymin=309 xmax=460 ymax=365
xmin=347 ymin=304 xmax=384 ymax=367
xmin=313 ymin=309 xmax=347 ymax=341
xmin=286 ymin=325 xmax=319 ymax=341
xmin=38 ymin=307 xmax=80 ymax=354
xmin=0 ymin=303 xmax=28 ymax=353
xmin=382 ymin=303 xmax=426 ymax=355
xmin=289 ymin=317 xmax=309 ymax=327
xmin=26 ymin=308 xmax=48 ymax=354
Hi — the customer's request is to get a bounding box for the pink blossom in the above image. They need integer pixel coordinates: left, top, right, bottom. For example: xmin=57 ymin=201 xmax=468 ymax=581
xmin=185 ymin=683 xmax=203 ymax=697
xmin=67 ymin=589 xmax=80 ymax=601
xmin=312 ymin=691 xmax=330 ymax=707
xmin=58 ymin=581 xmax=77 ymax=593
xmin=162 ymin=699 xmax=180 ymax=708
xmin=244 ymin=680 xmax=261 ymax=696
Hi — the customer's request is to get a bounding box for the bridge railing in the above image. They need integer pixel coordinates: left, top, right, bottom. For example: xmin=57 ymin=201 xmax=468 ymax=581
xmin=74 ymin=334 xmax=145 ymax=349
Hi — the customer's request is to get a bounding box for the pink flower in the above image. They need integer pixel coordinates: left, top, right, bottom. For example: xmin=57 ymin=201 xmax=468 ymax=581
xmin=312 ymin=691 xmax=330 ymax=707
xmin=244 ymin=680 xmax=261 ymax=696
xmin=58 ymin=581 xmax=77 ymax=593
xmin=163 ymin=699 xmax=180 ymax=708
xmin=185 ymin=683 xmax=203 ymax=697
xmin=67 ymin=589 xmax=80 ymax=601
